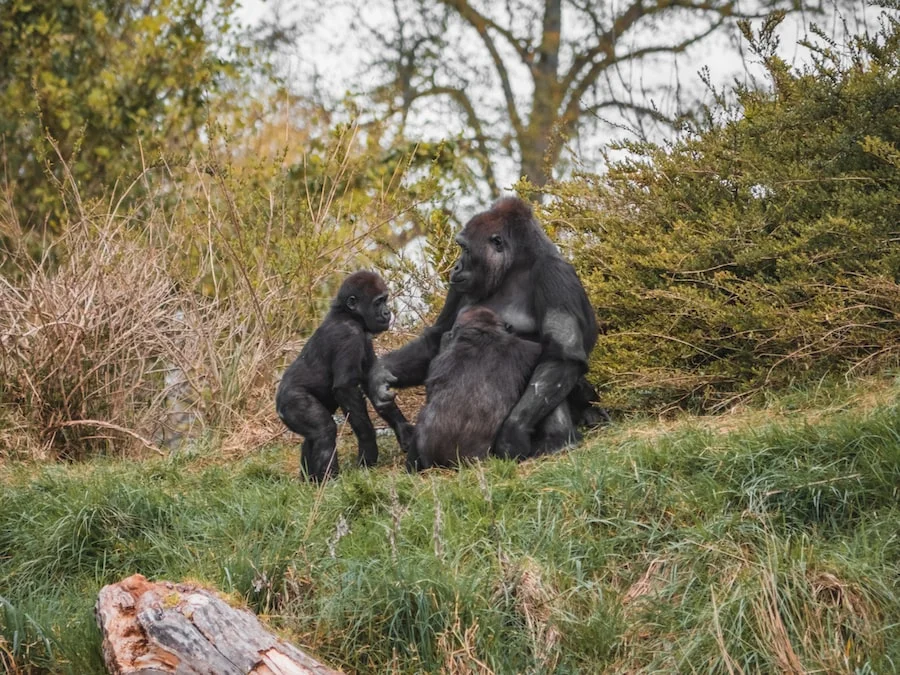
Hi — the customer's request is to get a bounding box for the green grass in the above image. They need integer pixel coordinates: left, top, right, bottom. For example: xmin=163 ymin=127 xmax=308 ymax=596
xmin=1 ymin=379 xmax=899 ymax=674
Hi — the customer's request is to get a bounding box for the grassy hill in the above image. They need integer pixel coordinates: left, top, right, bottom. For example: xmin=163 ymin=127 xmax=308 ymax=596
xmin=2 ymin=376 xmax=898 ymax=674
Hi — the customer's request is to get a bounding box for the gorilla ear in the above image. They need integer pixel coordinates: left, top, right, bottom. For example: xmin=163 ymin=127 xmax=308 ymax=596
xmin=346 ymin=295 xmax=358 ymax=311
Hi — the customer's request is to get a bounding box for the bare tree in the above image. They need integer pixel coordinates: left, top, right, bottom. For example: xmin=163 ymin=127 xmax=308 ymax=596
xmin=336 ymin=0 xmax=825 ymax=195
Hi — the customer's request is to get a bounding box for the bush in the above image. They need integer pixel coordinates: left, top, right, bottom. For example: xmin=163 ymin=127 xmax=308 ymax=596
xmin=0 ymin=217 xmax=183 ymax=458
xmin=546 ymin=11 xmax=900 ymax=412
xmin=0 ymin=121 xmax=460 ymax=460
xmin=0 ymin=0 xmax=256 ymax=230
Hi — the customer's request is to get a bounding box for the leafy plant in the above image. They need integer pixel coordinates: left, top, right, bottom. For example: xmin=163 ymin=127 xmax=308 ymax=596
xmin=545 ymin=10 xmax=900 ymax=412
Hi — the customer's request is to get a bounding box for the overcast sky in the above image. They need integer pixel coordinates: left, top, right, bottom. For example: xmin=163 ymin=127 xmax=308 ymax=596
xmin=234 ymin=1 xmax=884 ymax=190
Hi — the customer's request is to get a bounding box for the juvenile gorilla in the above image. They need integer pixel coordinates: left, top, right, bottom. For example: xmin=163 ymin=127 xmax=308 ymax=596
xmin=411 ymin=307 xmax=541 ymax=470
xmin=276 ymin=271 xmax=411 ymax=482
xmin=371 ymin=197 xmax=605 ymax=460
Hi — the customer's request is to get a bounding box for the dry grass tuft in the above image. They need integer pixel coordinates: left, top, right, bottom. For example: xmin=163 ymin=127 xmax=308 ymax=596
xmin=436 ymin=608 xmax=493 ymax=675
xmin=621 ymin=558 xmax=667 ymax=608
xmin=496 ymin=556 xmax=561 ymax=671
xmin=1 ymin=220 xmax=183 ymax=458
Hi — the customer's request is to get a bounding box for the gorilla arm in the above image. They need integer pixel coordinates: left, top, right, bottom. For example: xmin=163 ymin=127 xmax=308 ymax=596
xmin=368 ymin=286 xmax=464 ymax=406
xmin=363 ymin=339 xmax=415 ymax=454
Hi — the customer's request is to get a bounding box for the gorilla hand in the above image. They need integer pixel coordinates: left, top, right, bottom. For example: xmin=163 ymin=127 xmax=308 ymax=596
xmin=396 ymin=420 xmax=415 ymax=455
xmin=493 ymin=418 xmax=532 ymax=461
xmin=368 ymin=360 xmax=398 ymax=407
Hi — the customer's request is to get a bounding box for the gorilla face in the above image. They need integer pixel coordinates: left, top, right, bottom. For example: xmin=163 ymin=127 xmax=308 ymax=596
xmin=338 ymin=271 xmax=392 ymax=333
xmin=366 ymin=291 xmax=392 ymax=333
xmin=449 ymin=213 xmax=514 ymax=300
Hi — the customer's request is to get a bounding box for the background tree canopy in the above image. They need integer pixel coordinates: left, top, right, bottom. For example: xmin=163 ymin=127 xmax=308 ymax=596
xmin=288 ymin=0 xmax=863 ymax=196
xmin=0 ymin=0 xmax=254 ymax=230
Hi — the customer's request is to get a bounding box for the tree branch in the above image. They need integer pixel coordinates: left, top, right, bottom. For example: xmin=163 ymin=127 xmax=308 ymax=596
xmin=439 ymin=0 xmax=532 ymax=63
xmin=437 ymin=0 xmax=526 ymax=139
xmin=407 ymin=85 xmax=499 ymax=195
xmin=560 ymin=12 xmax=731 ymax=134
xmin=561 ymin=0 xmax=740 ymax=96
xmin=561 ymin=0 xmax=649 ymax=94
xmin=583 ymin=99 xmax=672 ymax=124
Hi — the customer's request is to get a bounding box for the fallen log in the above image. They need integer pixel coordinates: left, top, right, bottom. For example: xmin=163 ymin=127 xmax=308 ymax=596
xmin=95 ymin=574 xmax=341 ymax=675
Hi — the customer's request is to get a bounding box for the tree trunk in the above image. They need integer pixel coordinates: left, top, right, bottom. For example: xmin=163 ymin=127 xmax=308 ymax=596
xmin=520 ymin=0 xmax=563 ymax=195
xmin=95 ymin=574 xmax=342 ymax=675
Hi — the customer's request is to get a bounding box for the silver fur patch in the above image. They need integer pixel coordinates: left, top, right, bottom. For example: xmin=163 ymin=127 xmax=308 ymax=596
xmin=542 ymin=309 xmax=582 ymax=359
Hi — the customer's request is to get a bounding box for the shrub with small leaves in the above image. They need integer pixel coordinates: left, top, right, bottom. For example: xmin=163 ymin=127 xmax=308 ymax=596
xmin=546 ymin=11 xmax=900 ymax=412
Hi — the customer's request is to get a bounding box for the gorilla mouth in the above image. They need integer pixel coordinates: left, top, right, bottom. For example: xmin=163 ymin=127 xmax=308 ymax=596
xmin=449 ymin=269 xmax=471 ymax=286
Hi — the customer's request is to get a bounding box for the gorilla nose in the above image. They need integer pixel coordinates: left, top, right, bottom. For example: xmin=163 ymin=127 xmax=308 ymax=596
xmin=450 ymin=264 xmax=467 ymax=285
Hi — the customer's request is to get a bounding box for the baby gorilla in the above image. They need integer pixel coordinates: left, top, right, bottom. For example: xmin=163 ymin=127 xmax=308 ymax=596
xmin=276 ymin=271 xmax=411 ymax=482
xmin=410 ymin=306 xmax=542 ymax=470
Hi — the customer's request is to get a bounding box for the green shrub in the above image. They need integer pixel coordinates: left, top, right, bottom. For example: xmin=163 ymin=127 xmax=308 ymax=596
xmin=0 ymin=118 xmax=463 ymax=460
xmin=546 ymin=12 xmax=900 ymax=412
xmin=0 ymin=0 xmax=257 ymax=231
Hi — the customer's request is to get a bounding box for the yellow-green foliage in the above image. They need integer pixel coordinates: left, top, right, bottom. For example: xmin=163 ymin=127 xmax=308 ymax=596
xmin=549 ymin=13 xmax=900 ymax=412
xmin=0 ymin=0 xmax=253 ymax=230
xmin=0 ymin=116 xmax=466 ymax=460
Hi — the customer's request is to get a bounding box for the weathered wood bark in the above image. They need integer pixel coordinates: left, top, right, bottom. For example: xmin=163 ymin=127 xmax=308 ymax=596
xmin=95 ymin=574 xmax=342 ymax=675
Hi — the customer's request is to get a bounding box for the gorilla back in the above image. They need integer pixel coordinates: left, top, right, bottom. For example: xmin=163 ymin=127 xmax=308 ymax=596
xmin=413 ymin=307 xmax=541 ymax=469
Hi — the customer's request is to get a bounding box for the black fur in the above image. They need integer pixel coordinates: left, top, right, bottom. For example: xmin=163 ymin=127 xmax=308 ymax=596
xmin=370 ymin=197 xmax=606 ymax=461
xmin=411 ymin=307 xmax=541 ymax=469
xmin=276 ymin=271 xmax=411 ymax=482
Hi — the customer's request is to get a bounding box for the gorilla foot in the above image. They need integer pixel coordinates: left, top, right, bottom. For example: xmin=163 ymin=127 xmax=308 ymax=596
xmin=581 ymin=405 xmax=611 ymax=429
xmin=301 ymin=449 xmax=339 ymax=483
xmin=534 ymin=427 xmax=580 ymax=457
xmin=492 ymin=421 xmax=532 ymax=461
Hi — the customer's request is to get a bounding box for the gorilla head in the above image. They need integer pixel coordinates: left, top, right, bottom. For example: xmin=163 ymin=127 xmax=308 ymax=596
xmin=449 ymin=197 xmax=554 ymax=300
xmin=334 ymin=271 xmax=391 ymax=333
xmin=443 ymin=305 xmax=514 ymax=346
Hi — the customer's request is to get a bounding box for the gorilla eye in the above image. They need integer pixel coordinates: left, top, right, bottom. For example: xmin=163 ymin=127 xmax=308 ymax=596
xmin=490 ymin=234 xmax=503 ymax=251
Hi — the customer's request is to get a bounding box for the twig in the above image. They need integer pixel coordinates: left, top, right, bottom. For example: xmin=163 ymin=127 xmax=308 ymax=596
xmin=49 ymin=420 xmax=165 ymax=455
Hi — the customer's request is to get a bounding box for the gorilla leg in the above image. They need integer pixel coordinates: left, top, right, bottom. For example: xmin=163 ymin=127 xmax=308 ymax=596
xmin=495 ymin=360 xmax=581 ymax=460
xmin=303 ymin=408 xmax=338 ymax=482
xmin=278 ymin=389 xmax=339 ymax=482
xmin=533 ymin=401 xmax=580 ymax=456
xmin=404 ymin=429 xmax=430 ymax=473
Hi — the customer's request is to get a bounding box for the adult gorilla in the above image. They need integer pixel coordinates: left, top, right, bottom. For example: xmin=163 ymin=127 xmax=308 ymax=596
xmin=370 ymin=197 xmax=603 ymax=459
